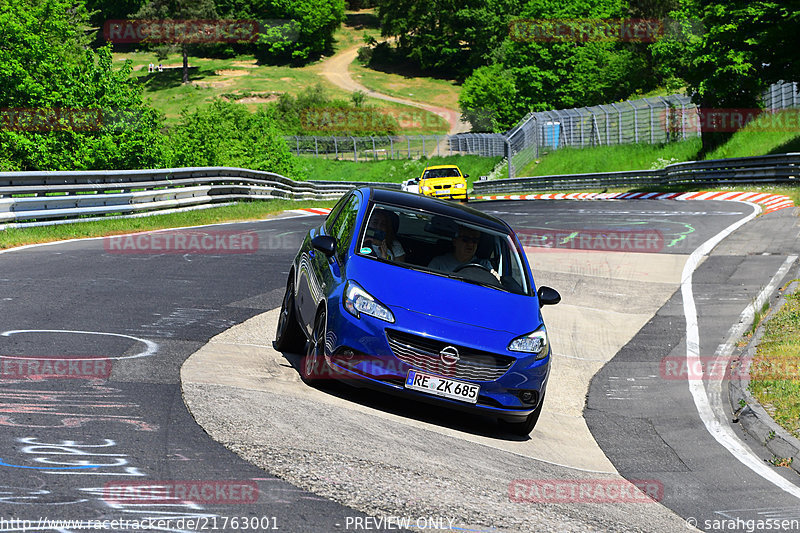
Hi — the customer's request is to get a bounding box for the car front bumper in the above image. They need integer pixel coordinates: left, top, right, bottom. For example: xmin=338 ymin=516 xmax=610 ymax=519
xmin=323 ymin=304 xmax=550 ymax=422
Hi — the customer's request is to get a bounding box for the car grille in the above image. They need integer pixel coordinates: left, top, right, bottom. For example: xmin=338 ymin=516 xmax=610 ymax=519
xmin=386 ymin=330 xmax=514 ymax=381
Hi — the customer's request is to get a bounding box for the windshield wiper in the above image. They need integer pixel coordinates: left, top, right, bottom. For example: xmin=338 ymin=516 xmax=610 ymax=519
xmin=443 ymin=273 xmax=510 ymax=293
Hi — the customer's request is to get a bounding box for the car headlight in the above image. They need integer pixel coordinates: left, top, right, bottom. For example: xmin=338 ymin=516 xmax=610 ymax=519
xmin=508 ymin=327 xmax=549 ymax=359
xmin=421 ymin=186 xmax=431 ymax=192
xmin=453 ymin=182 xmax=465 ymax=188
xmin=344 ymin=281 xmax=395 ymax=323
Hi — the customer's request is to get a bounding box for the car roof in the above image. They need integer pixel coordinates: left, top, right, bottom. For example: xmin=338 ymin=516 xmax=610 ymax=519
xmin=362 ymin=187 xmax=510 ymax=233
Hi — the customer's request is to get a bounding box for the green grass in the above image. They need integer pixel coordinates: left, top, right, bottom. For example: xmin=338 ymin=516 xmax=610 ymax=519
xmin=749 ymin=291 xmax=800 ymax=439
xmin=0 ymin=199 xmax=334 ymax=250
xmin=519 ymin=139 xmax=702 ymax=177
xmin=118 ymin=51 xmax=448 ymax=133
xmin=116 ymin=7 xmax=457 ymax=130
xmin=704 ymin=110 xmax=800 ymax=159
xmin=297 ymin=155 xmax=502 ymax=189
xmin=333 ymin=9 xmax=381 ymax=51
xmin=350 ymin=60 xmax=462 ymax=111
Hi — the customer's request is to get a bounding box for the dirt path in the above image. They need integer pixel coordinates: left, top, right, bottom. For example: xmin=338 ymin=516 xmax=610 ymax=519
xmin=319 ymin=44 xmax=470 ymax=136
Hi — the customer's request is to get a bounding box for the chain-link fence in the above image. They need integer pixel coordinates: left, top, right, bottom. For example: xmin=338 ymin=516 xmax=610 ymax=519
xmin=499 ymin=94 xmax=700 ymax=179
xmin=763 ymin=81 xmax=800 ymax=110
xmin=287 ymin=82 xmax=799 ymax=180
xmin=285 ymin=135 xmax=474 ymax=161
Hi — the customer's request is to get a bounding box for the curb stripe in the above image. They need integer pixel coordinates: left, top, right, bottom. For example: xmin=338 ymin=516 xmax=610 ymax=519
xmin=469 ymin=191 xmax=795 ymax=212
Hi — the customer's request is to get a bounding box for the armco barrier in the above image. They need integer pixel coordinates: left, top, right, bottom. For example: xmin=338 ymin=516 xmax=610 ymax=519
xmin=473 ymin=153 xmax=799 ymax=194
xmin=0 ymin=167 xmax=390 ymax=226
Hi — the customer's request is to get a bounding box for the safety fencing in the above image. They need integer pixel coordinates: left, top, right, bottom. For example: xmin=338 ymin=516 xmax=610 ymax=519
xmin=472 ymin=153 xmax=800 ymax=194
xmin=284 ymin=135 xmax=454 ymax=162
xmin=286 ymin=82 xmax=800 ymax=183
xmin=0 ymin=167 xmax=377 ymax=227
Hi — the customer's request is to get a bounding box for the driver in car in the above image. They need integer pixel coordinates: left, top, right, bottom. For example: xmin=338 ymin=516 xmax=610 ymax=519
xmin=428 ymin=226 xmax=492 ymax=272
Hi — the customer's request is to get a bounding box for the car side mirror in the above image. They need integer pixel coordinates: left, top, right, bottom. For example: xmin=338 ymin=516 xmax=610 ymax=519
xmin=464 ymin=174 xmax=469 ymax=178
xmin=311 ymin=235 xmax=336 ymax=257
xmin=537 ymin=286 xmax=561 ymax=306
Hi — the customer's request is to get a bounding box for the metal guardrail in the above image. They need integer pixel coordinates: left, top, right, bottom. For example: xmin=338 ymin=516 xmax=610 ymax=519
xmin=1 ymin=154 xmax=796 ymax=226
xmin=0 ymin=167 xmax=361 ymax=225
xmin=473 ymin=153 xmax=800 ymax=194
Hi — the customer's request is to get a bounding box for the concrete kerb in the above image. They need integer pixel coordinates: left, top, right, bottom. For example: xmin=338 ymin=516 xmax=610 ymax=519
xmin=729 ymin=275 xmax=800 ymax=476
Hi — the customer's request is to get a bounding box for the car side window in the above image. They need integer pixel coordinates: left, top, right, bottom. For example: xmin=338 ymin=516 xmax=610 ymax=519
xmin=324 ymin=193 xmax=351 ymax=233
xmin=328 ymin=194 xmax=360 ymax=261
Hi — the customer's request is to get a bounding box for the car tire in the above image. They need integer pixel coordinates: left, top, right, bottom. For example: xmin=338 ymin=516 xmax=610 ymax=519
xmin=300 ymin=309 xmax=328 ymax=384
xmin=274 ymin=275 xmax=305 ymax=353
xmin=500 ymin=393 xmax=545 ymax=436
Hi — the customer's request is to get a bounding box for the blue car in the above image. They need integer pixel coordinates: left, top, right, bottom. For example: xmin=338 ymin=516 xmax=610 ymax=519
xmin=274 ymin=187 xmax=560 ymax=435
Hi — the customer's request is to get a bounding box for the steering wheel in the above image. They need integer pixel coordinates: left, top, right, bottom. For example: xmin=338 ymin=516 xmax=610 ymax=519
xmin=453 ymin=262 xmax=493 ymax=274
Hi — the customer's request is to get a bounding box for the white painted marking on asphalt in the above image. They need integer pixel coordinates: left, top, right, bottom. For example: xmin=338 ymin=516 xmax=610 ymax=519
xmin=0 ymin=212 xmax=318 ymax=255
xmin=682 ymin=203 xmax=800 ymax=499
xmin=0 ymin=329 xmax=158 ymax=360
xmin=712 ymin=256 xmax=797 ymax=359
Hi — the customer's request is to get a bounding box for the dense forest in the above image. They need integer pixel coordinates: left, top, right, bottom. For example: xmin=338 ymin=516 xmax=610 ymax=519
xmin=1 ymin=0 xmax=797 ymax=170
xmin=370 ymin=0 xmax=798 ymax=133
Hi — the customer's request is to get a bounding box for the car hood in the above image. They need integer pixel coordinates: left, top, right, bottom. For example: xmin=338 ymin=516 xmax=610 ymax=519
xmin=350 ymin=260 xmax=542 ymax=335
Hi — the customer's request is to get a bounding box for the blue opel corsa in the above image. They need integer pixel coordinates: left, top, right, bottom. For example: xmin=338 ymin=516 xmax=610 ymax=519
xmin=275 ymin=187 xmax=560 ymax=435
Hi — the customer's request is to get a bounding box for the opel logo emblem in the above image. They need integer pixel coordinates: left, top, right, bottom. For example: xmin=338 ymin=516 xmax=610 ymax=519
xmin=440 ymin=345 xmax=459 ymax=365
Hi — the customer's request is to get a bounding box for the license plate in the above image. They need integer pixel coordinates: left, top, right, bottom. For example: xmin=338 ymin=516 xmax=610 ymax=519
xmin=404 ymin=370 xmax=479 ymax=404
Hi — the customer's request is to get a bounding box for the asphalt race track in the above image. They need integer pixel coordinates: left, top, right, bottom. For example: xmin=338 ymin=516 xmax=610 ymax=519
xmin=1 ymin=199 xmax=799 ymax=532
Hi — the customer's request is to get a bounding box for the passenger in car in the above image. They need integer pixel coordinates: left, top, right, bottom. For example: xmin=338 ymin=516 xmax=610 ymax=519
xmin=428 ymin=226 xmax=491 ymax=272
xmin=363 ymin=209 xmax=406 ymax=262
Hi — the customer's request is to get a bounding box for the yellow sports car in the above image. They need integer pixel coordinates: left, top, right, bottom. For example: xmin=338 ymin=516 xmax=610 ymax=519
xmin=413 ymin=165 xmax=469 ymax=201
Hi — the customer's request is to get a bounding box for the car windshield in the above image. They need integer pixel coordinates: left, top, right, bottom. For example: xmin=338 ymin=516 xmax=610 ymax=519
xmin=422 ymin=168 xmax=461 ymax=179
xmin=358 ymin=203 xmax=530 ymax=295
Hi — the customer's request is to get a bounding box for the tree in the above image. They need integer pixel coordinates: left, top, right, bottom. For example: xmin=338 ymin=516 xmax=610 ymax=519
xmin=215 ymin=0 xmax=345 ymax=63
xmin=653 ymin=0 xmax=800 ymax=152
xmin=167 ymin=100 xmax=299 ymax=175
xmin=458 ymin=64 xmax=528 ymax=132
xmin=0 ymin=0 xmax=165 ymax=170
xmin=133 ymin=0 xmax=218 ymax=83
xmin=457 ymin=0 xmax=658 ymax=130
xmin=377 ymin=0 xmax=520 ymax=74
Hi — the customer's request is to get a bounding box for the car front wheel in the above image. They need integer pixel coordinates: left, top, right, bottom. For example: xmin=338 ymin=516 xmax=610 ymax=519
xmin=275 ymin=275 xmax=305 ymax=353
xmin=300 ymin=310 xmax=328 ymax=384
